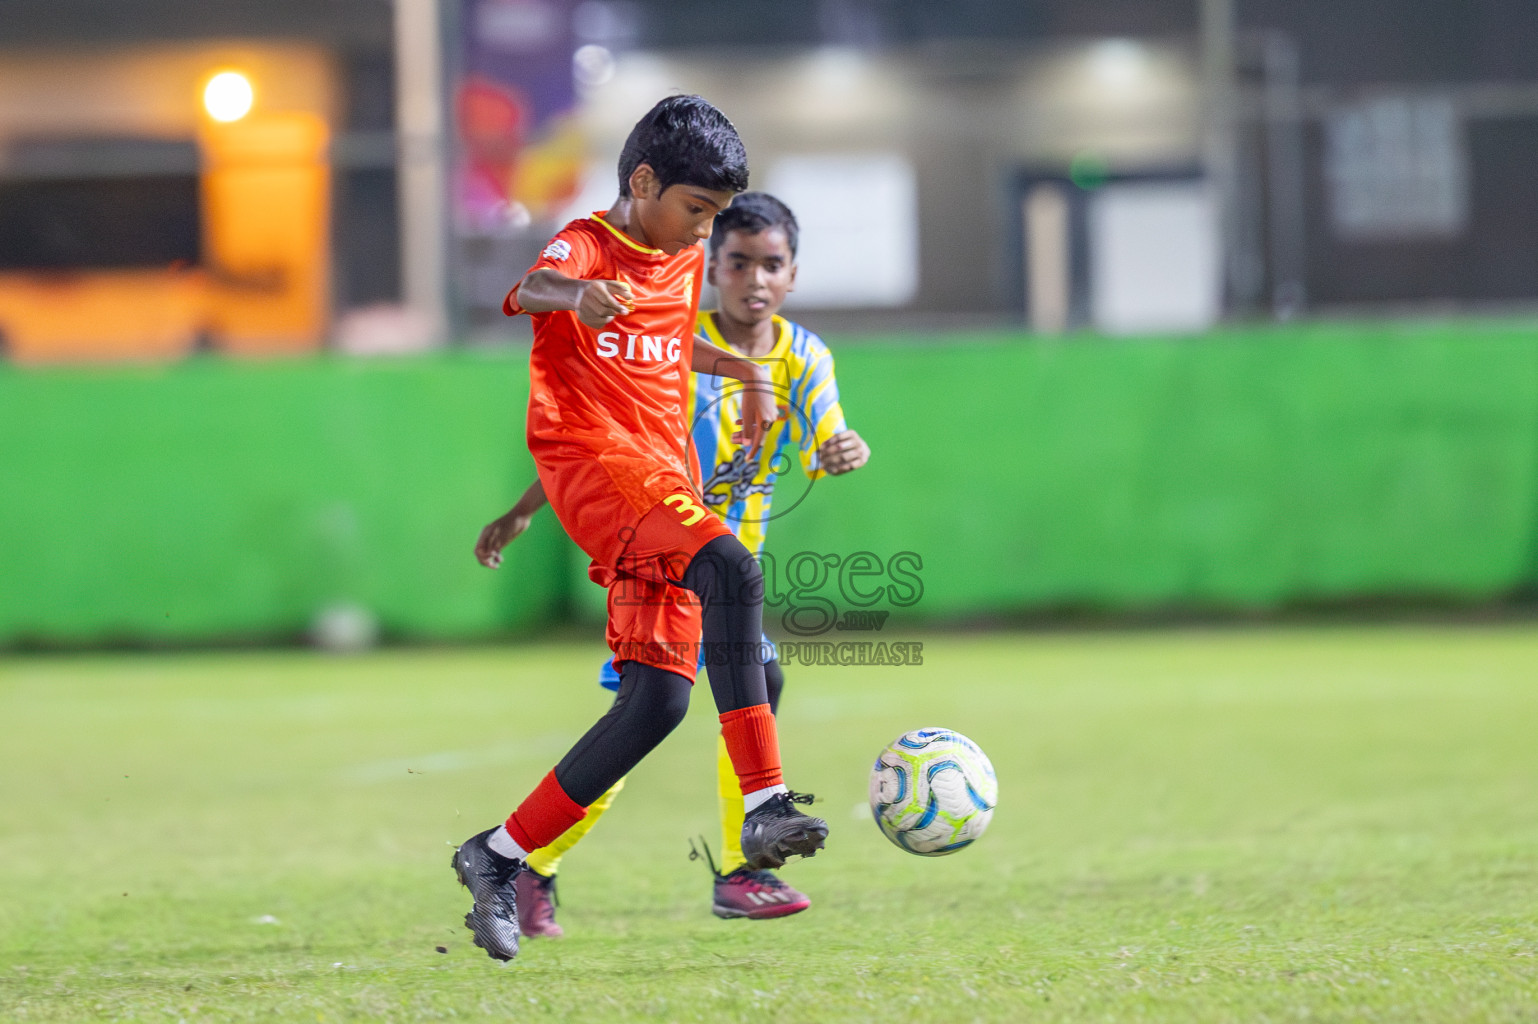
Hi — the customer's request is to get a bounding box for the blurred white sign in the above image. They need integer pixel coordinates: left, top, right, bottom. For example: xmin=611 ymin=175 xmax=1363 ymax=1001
xmin=762 ymin=152 xmax=918 ymax=309
xmin=476 ymin=0 xmax=562 ymax=51
xmin=1325 ymin=95 xmax=1468 ymax=240
xmin=1089 ymin=181 xmax=1220 ymax=335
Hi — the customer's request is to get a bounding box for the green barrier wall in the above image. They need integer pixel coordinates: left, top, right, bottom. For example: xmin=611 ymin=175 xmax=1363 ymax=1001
xmin=759 ymin=321 xmax=1538 ymax=622
xmin=0 ymin=354 xmax=566 ymax=644
xmin=4 ymin=321 xmax=1537 ymax=645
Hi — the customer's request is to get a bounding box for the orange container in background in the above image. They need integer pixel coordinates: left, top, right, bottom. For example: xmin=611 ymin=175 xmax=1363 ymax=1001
xmin=0 ymin=269 xmax=208 ymax=362
xmin=0 ymin=104 xmax=332 ymax=362
xmin=199 ymin=111 xmax=330 ymax=356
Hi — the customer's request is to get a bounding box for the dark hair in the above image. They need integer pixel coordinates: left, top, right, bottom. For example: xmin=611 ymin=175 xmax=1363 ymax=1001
xmin=617 ymin=95 xmax=749 ymax=199
xmin=710 ymin=191 xmax=799 ymax=258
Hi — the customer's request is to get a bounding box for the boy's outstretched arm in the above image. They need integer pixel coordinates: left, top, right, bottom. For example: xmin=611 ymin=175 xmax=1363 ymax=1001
xmin=513 ymin=268 xmax=634 ymax=328
xmin=818 ymin=429 xmax=870 ymax=475
xmin=475 ymin=479 xmax=548 ymax=569
xmin=692 ymin=333 xmax=778 ymax=456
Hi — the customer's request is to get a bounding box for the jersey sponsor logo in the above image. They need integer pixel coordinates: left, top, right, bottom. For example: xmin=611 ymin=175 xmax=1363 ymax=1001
xmin=595 ymin=331 xmax=683 ymax=363
xmin=701 ymin=447 xmax=777 ymax=510
xmin=662 ymin=493 xmax=708 ymax=526
xmin=542 ymin=239 xmax=572 ymax=261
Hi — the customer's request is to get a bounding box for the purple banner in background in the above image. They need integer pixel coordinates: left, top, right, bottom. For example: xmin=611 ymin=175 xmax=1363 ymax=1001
xmin=456 ymin=0 xmax=582 ymax=233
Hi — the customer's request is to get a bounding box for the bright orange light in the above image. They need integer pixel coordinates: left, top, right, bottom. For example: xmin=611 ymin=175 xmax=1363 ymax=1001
xmin=203 ymin=71 xmax=254 ymax=122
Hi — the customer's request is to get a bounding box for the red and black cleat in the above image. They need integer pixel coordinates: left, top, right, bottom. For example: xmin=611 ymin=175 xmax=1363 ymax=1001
xmin=712 ymin=867 xmax=811 ymax=920
xmin=514 ymin=868 xmax=564 ymax=938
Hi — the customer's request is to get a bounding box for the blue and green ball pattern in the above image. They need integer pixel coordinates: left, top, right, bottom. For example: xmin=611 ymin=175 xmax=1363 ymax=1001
xmin=869 ymin=728 xmax=997 ymax=855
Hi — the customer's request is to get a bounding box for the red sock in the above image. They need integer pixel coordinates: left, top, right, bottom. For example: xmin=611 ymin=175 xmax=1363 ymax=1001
xmin=504 ymin=770 xmax=587 ymax=851
xmin=718 ymin=703 xmax=783 ymax=795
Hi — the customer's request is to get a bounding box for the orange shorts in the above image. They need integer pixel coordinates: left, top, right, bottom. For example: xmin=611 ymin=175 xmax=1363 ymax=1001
xmin=536 ymin=443 xmax=733 ymax=682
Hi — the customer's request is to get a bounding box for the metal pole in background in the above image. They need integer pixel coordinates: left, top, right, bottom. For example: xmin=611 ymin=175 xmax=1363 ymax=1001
xmin=394 ymin=0 xmax=450 ymax=344
xmin=1201 ymin=0 xmax=1238 ymax=321
xmin=1261 ymin=31 xmax=1307 ymax=321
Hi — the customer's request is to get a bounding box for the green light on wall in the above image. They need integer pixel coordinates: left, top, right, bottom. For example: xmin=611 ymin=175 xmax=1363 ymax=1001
xmin=1070 ymin=151 xmax=1110 ymax=190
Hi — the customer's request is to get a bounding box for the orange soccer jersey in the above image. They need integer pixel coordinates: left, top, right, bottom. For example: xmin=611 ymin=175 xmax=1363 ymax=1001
xmin=505 ymin=211 xmax=730 ymax=676
xmin=508 ymin=212 xmax=703 ymax=510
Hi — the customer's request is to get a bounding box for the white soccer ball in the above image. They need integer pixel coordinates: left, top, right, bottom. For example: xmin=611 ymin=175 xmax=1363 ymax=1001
xmin=310 ymin=602 xmax=379 ymax=654
xmin=869 ymin=727 xmax=997 ymax=855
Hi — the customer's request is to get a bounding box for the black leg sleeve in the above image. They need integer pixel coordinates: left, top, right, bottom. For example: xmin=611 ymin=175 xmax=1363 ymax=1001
xmin=682 ymin=533 xmax=769 ymax=714
xmin=552 ymin=661 xmax=692 ymax=807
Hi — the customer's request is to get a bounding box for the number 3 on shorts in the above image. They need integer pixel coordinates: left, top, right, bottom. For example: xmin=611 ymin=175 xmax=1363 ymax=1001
xmin=662 ymin=493 xmax=708 ymax=526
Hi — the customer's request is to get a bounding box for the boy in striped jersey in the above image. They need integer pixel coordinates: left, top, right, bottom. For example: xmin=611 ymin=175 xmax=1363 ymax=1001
xmin=476 ymin=193 xmax=869 ymax=931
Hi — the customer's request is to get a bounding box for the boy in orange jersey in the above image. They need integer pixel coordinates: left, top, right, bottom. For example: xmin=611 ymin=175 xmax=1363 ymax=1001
xmin=450 ymin=96 xmax=828 ymax=962
xmin=478 ymin=194 xmax=870 ymax=936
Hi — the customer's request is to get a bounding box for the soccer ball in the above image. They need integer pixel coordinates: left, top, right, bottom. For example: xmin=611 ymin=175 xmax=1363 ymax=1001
xmin=869 ymin=728 xmax=997 ymax=855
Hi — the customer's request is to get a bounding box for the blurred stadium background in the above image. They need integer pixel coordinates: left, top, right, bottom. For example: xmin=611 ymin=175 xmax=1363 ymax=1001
xmin=5 ymin=0 xmax=1538 ymax=646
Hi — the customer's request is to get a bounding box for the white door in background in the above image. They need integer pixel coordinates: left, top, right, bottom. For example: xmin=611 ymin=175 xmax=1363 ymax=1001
xmin=1089 ymin=181 xmax=1220 ymax=335
xmin=762 ymin=152 xmax=918 ymax=309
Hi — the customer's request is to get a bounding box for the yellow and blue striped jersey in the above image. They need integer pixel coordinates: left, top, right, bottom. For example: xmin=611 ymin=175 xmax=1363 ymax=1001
xmin=688 ymin=311 xmax=847 ymax=556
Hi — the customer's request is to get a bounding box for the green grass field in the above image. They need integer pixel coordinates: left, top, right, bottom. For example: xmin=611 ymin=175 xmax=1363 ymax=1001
xmin=4 ymin=625 xmax=1538 ymax=1022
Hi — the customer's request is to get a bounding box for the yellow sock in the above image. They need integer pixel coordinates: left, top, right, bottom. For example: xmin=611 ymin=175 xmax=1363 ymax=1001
xmin=523 ymin=776 xmax=625 ymax=877
xmin=716 ymin=734 xmax=747 ymax=875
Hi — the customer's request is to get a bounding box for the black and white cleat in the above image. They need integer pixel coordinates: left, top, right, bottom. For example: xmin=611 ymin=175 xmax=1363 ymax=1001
xmin=740 ymin=791 xmax=829 ymax=871
xmin=451 ymin=828 xmax=523 ymax=962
